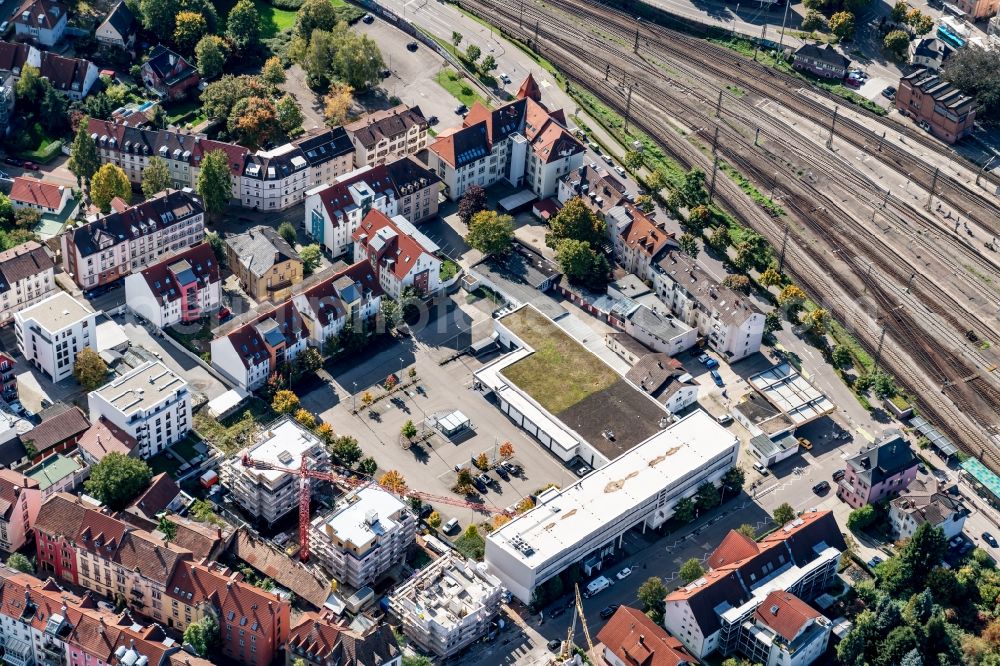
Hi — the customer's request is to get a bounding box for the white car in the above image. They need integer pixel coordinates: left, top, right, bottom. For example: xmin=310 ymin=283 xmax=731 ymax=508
xmin=615 ymin=166 xmax=626 ymax=177
xmin=616 ymin=567 xmax=632 ymax=580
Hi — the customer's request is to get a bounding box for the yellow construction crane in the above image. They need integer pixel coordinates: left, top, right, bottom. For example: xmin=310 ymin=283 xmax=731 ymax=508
xmin=559 ymin=584 xmax=595 ymax=661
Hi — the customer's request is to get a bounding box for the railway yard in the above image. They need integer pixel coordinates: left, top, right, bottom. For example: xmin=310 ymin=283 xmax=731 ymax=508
xmin=458 ymin=0 xmax=1000 ymax=468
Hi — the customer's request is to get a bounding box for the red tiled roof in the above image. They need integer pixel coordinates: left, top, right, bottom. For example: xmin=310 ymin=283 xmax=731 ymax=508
xmin=34 ymin=492 xmax=89 ymax=539
xmin=15 ymin=0 xmax=66 ymax=30
xmin=76 ymin=507 xmax=128 ymax=554
xmin=706 ymin=529 xmax=760 ymax=569
xmin=288 ymin=612 xmax=343 ymax=659
xmin=754 ymin=590 xmax=821 ymax=642
xmin=9 ymin=177 xmax=64 ymax=209
xmin=128 ymin=472 xmax=180 ymax=519
xmin=136 ymin=242 xmax=220 ymax=306
xmin=352 ymin=208 xmax=433 ymax=281
xmin=621 ymin=207 xmax=675 ymax=258
xmin=517 ymin=73 xmax=542 ymax=102
xmin=596 ymin=606 xmax=697 ymax=666
xmin=77 ymin=417 xmax=137 ymax=460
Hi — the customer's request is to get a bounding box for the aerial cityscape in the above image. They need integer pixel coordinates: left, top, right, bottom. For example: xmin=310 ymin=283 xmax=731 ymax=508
xmin=0 ymin=0 xmax=996 ymax=663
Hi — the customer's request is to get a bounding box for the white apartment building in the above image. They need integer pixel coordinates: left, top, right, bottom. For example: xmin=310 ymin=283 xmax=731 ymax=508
xmin=292 ymin=261 xmax=383 ymax=351
xmin=744 ymin=591 xmax=832 ymax=666
xmin=653 ymin=251 xmax=765 ymax=362
xmin=15 ymin=291 xmax=97 ymax=383
xmin=0 ymin=241 xmax=55 ymax=324
xmin=87 ymin=361 xmax=191 ymax=459
xmin=889 ymin=476 xmax=966 ymax=541
xmin=223 ymin=417 xmax=330 ymax=525
xmin=124 ymin=242 xmax=221 ymax=328
xmin=241 ymin=144 xmax=309 ymax=211
xmin=485 ymin=410 xmax=738 ymax=603
xmin=210 ymin=300 xmax=309 ymax=391
xmin=345 ymin=105 xmax=429 ymax=167
xmin=609 ymin=300 xmax=698 ymax=358
xmin=352 ymin=210 xmax=441 ymax=300
xmin=389 ymin=552 xmax=503 ymax=657
xmin=61 ymin=189 xmax=205 ymax=290
xmin=309 ymin=486 xmax=415 ymax=589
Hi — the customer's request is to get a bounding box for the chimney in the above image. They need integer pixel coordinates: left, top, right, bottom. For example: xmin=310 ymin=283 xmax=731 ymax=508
xmin=36 ymin=13 xmax=43 ymax=24
xmin=639 ymin=635 xmax=645 ymax=646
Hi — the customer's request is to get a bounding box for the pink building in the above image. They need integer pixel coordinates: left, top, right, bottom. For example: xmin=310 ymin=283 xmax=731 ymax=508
xmin=34 ymin=492 xmax=87 ymax=584
xmin=837 ymin=431 xmax=917 ymax=508
xmin=124 ymin=242 xmax=221 ymax=328
xmin=0 ymin=351 xmax=15 ymax=400
xmin=0 ymin=469 xmax=42 ymax=553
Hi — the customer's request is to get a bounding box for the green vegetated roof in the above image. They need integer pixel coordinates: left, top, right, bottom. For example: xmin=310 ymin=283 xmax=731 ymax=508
xmin=962 ymin=458 xmax=1000 ymax=498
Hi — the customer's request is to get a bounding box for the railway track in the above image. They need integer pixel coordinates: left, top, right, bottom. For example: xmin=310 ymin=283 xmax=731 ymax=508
xmin=456 ymin=0 xmax=1000 ymax=462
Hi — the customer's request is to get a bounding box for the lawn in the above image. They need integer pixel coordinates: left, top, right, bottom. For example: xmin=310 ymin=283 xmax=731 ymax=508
xmin=253 ymin=0 xmax=296 ymax=38
xmin=454 ymin=527 xmax=486 ymax=560
xmin=435 ymin=69 xmax=489 ymax=110
xmin=148 ymin=451 xmax=183 ymax=477
xmin=165 ymin=318 xmax=214 ymax=355
xmin=15 ymin=122 xmax=63 ymax=162
xmin=171 ymin=433 xmax=203 ymax=462
xmin=163 ymin=98 xmax=207 ymax=127
xmin=499 ymin=306 xmax=618 ymax=415
xmin=193 ymin=398 xmax=277 ymax=454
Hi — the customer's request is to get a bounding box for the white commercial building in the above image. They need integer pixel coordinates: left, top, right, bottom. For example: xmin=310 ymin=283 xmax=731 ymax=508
xmin=223 ymin=416 xmax=330 ymax=525
xmin=485 ymin=409 xmax=738 ymax=603
xmin=389 ymin=552 xmax=504 ymax=657
xmin=15 ymin=291 xmax=97 ymax=383
xmin=309 ymin=486 xmax=415 ymax=589
xmin=87 ymin=360 xmax=190 ymax=459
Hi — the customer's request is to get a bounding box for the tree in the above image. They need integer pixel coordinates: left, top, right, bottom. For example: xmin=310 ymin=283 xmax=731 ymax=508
xmin=451 ymin=31 xmax=462 ymax=47
xmin=323 ymin=82 xmax=354 ymax=126
xmin=499 ymin=441 xmax=514 ymax=458
xmin=274 ymin=95 xmax=304 ymax=135
xmin=778 ymin=284 xmax=807 ymax=310
xmin=183 ymin=614 xmax=217 ymax=657
xmin=0 ymin=194 xmax=12 ymax=226
xmin=157 ymin=515 xmax=178 ymax=542
xmin=195 ymin=35 xmax=227 ymax=79
xmin=196 ymin=149 xmax=232 ymax=217
xmin=401 ymin=420 xmax=417 ymax=440
xmin=805 ymin=308 xmax=829 ymax=335
xmin=758 ymin=266 xmax=782 ymax=288
xmin=474 ymin=453 xmax=489 ymax=471
xmin=90 ymin=164 xmax=130 ymax=213
xmin=454 ymin=468 xmax=475 ymax=494
xmin=883 ymin=30 xmax=911 ymax=57
xmin=140 ymin=0 xmax=179 ymax=37
xmin=695 ymin=481 xmax=720 ymax=511
xmin=141 ymin=157 xmax=173 ymax=199
xmin=673 ymin=496 xmax=696 ymax=522
xmin=73 ymin=348 xmax=108 ymax=390
xmin=226 ymin=0 xmax=260 ymax=51
xmin=38 ymin=85 xmax=68 ymax=134
xmin=679 ymin=558 xmax=705 ymax=584
xmin=360 ymin=391 xmax=374 ymax=408
xmin=315 ymin=422 xmax=334 ymax=444
xmin=687 ymin=204 xmax=710 ymax=230
xmin=85 ymin=453 xmax=152 ymax=510
xmin=379 ymin=470 xmax=407 ymax=493
xmin=69 ymin=121 xmax=99 ymax=186
xmin=173 ymin=10 xmax=207 ymax=54
xmin=457 ymin=184 xmax=487 ymax=226
xmin=637 ymin=577 xmax=668 ymax=623
xmin=261 ymin=56 xmax=286 ymax=86
xmin=358 ymin=457 xmax=377 ymax=475
xmin=480 ymin=54 xmax=497 ymax=75
xmin=295 ymin=0 xmax=339 ymax=38
xmin=6 ymin=553 xmax=33 ymax=574
xmin=206 ymin=231 xmax=225 ymax=265
xmin=228 ymin=96 xmax=279 ymax=150
xmin=801 ymin=9 xmax=826 ymax=30
xmin=901 ymin=523 xmax=946 ymax=577
xmin=721 ymin=467 xmax=745 ymax=495
xmin=673 ymin=168 xmax=707 ymax=209
xmin=736 ymin=524 xmax=756 ymax=539
xmin=830 ymin=345 xmax=851 ymax=369
xmin=331 ymin=436 xmax=363 ymax=468
xmin=271 ymin=389 xmax=300 ymax=414
xmin=873 ymin=372 xmax=896 ymax=398
xmin=427 ymin=511 xmax=442 ymax=529
xmin=764 ymin=310 xmax=781 ymax=334
xmin=556 ymin=239 xmax=609 ymax=290
xmin=829 ymin=11 xmax=856 ymax=40
xmin=277 ymin=222 xmax=297 ymax=247
xmin=380 ymin=299 xmax=401 ymax=331
xmin=622 ymin=150 xmax=643 ymax=172
xmin=548 ymin=197 xmax=605 ymax=247
xmin=848 ymin=504 xmax=877 ymax=530
xmin=200 ymin=74 xmax=263 ymax=120
xmin=773 ymin=502 xmax=796 ymax=526
xmin=299 ymin=243 xmax=321 ymax=274
xmin=723 ymin=274 xmax=750 ymax=293
xmin=890 ymin=0 xmax=909 ymax=22
xmin=465 ymin=43 xmax=481 ymax=63
xmin=16 ymin=65 xmax=44 ymax=105
xmin=466 ymin=210 xmax=514 ymax=256
xmin=294 ymin=347 xmax=322 ymax=376
xmin=294 ymin=408 xmax=316 ymax=429
xmin=943 ymin=46 xmax=1000 ymax=124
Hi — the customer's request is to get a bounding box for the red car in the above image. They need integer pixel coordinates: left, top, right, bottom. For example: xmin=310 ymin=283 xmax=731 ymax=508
xmin=21 ymin=161 xmax=39 ymax=171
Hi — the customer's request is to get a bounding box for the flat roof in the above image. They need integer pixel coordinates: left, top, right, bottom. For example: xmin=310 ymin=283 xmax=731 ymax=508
xmin=313 ymin=486 xmax=406 ymax=549
xmin=17 ymin=291 xmax=93 ymax=332
xmin=748 ymin=363 xmax=834 ymax=425
xmin=487 ymin=410 xmax=737 ymax=569
xmin=91 ymin=361 xmax=186 ymax=416
xmin=390 ymin=552 xmax=502 ymax=631
xmin=25 ymin=453 xmax=83 ymax=491
xmin=472 ymin=242 xmax=561 ymax=290
xmin=962 ymin=458 xmax=1000 ymax=498
xmin=245 ymin=417 xmax=324 ymax=483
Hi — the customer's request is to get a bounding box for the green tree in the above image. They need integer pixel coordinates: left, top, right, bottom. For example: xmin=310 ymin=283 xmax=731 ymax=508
xmin=873 ymin=372 xmax=897 ymax=398
xmin=15 ymin=65 xmax=44 ymax=105
xmin=226 ymin=0 xmax=260 ymax=51
xmin=39 ymin=85 xmax=68 ymax=133
xmin=200 ymin=74 xmax=262 ymax=120
xmin=294 ymin=347 xmax=322 ymax=375
xmin=890 ymin=0 xmax=909 ymax=22
xmin=183 ymin=614 xmax=217 ymax=657
xmin=276 ymin=95 xmax=304 ymax=134
xmin=261 ymin=56 xmax=286 ymax=86
xmin=943 ymin=46 xmax=1000 ymax=124
xmin=85 ymin=453 xmax=153 ymax=510
xmin=721 ymin=467 xmax=745 ymax=496
xmin=141 ymin=157 xmax=173 ymax=199
xmin=548 ymin=197 xmax=606 ymax=247
xmin=331 ymin=435 xmax=363 ymax=468
xmin=278 ymin=221 xmax=298 ymax=246
xmin=69 ymin=120 xmax=100 ymax=186
xmin=140 ymin=0 xmax=178 ymax=37
xmin=6 ymin=553 xmax=33 ymax=574
xmin=883 ymin=30 xmax=911 ymax=57
xmin=908 ymin=10 xmax=933 ymax=35
xmin=466 ymin=210 xmax=514 ymax=256
xmin=901 ymin=523 xmax=947 ymax=580
xmin=672 ymin=168 xmax=707 ymax=209
xmin=695 ymin=481 xmax=720 ymax=510
xmin=195 ymin=35 xmax=227 ymax=79
xmin=764 ymin=310 xmax=782 ymax=334
xmin=723 ymin=274 xmax=750 ymax=293
xmin=480 ymin=54 xmax=497 ymax=75
xmin=401 ymin=420 xmax=417 ymax=440
xmin=465 ymin=43 xmax=481 ymax=63
xmin=381 ymin=299 xmax=401 ymax=331
xmin=829 ymin=11 xmax=856 ymax=40
xmin=637 ymin=577 xmax=668 ymax=623
xmin=801 ymin=9 xmax=826 ymax=30
xmin=451 ymin=31 xmax=462 ymax=47
xmin=228 ymin=96 xmax=279 ymax=150
xmin=300 ymin=243 xmax=321 ymax=273
xmin=831 ymin=345 xmax=851 ymax=368
xmin=73 ymin=347 xmax=108 ymax=390
xmin=673 ymin=496 xmax=696 ymax=522
xmin=206 ymin=231 xmax=225 ymax=264
xmin=173 ymin=10 xmax=207 ymax=54
xmin=622 ymin=150 xmax=643 ymax=172
xmin=735 ymin=524 xmax=756 ymax=539
xmin=0 ymin=193 xmax=13 ymax=226
xmin=196 ymin=149 xmax=232 ymax=217
xmin=336 ymin=34 xmax=383 ymax=90
xmin=687 ymin=204 xmax=710 ymax=230
xmin=157 ymin=515 xmax=178 ymax=541
xmin=358 ymin=457 xmax=377 ymax=475
xmin=773 ymin=502 xmax=796 ymax=526
xmin=848 ymin=504 xmax=876 ymax=531
xmin=555 ymin=238 xmax=609 ymax=290
xmin=457 ymin=184 xmax=487 ymax=225
xmin=679 ymin=558 xmax=705 ymax=584
xmin=295 ymin=0 xmax=339 ymax=38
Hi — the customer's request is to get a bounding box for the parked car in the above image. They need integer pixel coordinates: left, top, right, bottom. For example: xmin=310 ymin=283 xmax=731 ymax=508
xmin=812 ymin=481 xmax=831 ymax=494
xmin=752 ymin=462 xmax=769 ymax=476
xmin=798 ymin=437 xmax=813 ymax=451
xmin=600 ymin=604 xmax=620 ymax=619
xmin=984 ymin=532 xmax=999 ymax=548
xmin=501 ymin=461 xmax=521 ymax=476
xmin=454 ymin=103 xmax=467 ymax=115
xmin=616 ymin=567 xmax=632 ymax=580
xmin=22 ymin=161 xmax=38 ymax=171
xmin=868 ymin=555 xmax=884 ymax=568
xmin=602 ymin=153 xmax=613 ymax=164
xmin=443 ymin=517 xmax=460 ymax=533
xmin=3 ymin=157 xmax=23 ymax=167
xmin=406 ymin=41 xmax=418 ymax=51
xmin=710 ymin=370 xmax=724 ymax=387
xmin=362 ymin=13 xmax=374 ymax=23
xmin=0 ymin=21 xmax=8 ymax=33
xmin=547 ymin=639 xmax=562 ymax=652
xmin=427 ymin=115 xmax=439 ymax=126
xmin=832 ymin=469 xmax=846 ymax=481
xmin=575 ymin=465 xmax=591 ymax=477
xmin=614 ymin=166 xmax=626 ymax=177
xmin=500 ymin=72 xmax=511 ymax=84
xmin=698 ymin=353 xmax=719 ymax=369
xmin=881 ymin=86 xmax=896 ymax=99
xmin=495 ymin=465 xmax=509 ymax=480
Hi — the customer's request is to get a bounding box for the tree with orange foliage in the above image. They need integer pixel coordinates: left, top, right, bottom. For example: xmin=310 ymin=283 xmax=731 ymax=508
xmin=492 ymin=514 xmax=511 ymax=530
xmin=499 ymin=442 xmax=514 ymax=459
xmin=379 ymin=470 xmax=407 ymax=494
xmin=227 ymin=96 xmax=279 ymax=150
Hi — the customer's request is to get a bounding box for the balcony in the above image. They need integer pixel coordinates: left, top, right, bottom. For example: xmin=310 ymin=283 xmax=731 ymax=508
xmin=2 ymin=636 xmax=34 ymax=666
xmin=131 ymin=587 xmax=144 ymax=599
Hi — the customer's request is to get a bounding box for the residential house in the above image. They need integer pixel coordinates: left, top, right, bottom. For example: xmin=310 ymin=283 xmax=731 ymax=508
xmin=0 ymin=469 xmax=41 ymax=552
xmin=296 ymin=126 xmax=355 ymax=191
xmin=287 ymin=612 xmax=401 ymax=666
xmin=608 ymin=204 xmax=677 ymax=281
xmin=345 ymin=104 xmax=429 ymax=167
xmin=837 ymin=430 xmax=917 ymax=508
xmin=61 ymin=188 xmax=206 ymax=290
xmin=745 ymin=590 xmax=832 ymax=666
xmin=791 ymin=44 xmax=850 ymax=79
xmin=96 ymin=0 xmax=136 ymax=50
xmin=124 ymin=242 xmax=221 ymax=328
xmin=15 ymin=291 xmax=97 ymax=382
xmin=953 ymin=0 xmax=1000 ymax=19
xmin=427 ymin=74 xmax=584 ymax=200
xmin=21 ymin=403 xmax=90 ymax=463
xmin=889 ymin=475 xmax=965 ymax=540
xmin=38 ymin=50 xmax=98 ymax=99
xmin=33 ymin=492 xmax=88 ymax=584
xmin=76 ymin=416 xmax=138 ymax=467
xmin=609 ymin=300 xmax=697 ymax=358
xmin=664 ymin=511 xmax=845 ymax=660
xmin=557 ymin=164 xmax=628 ymax=218
xmin=0 ymin=240 xmax=55 ymax=324
xmin=910 ymin=37 xmax=952 ymax=70
xmin=9 ymin=176 xmax=70 ymax=216
xmin=125 ymin=472 xmax=183 ymax=520
xmin=595 ymin=605 xmax=697 ymax=666
xmin=0 ymin=69 xmax=14 ymax=133
xmin=14 ymin=0 xmax=67 ymax=47
xmin=292 ymin=261 xmax=383 ymax=352
xmin=226 ymin=225 xmax=303 ymax=302
xmin=141 ymin=45 xmax=199 ymax=100
xmin=87 ymin=361 xmax=191 ymax=459
xmin=241 ymin=144 xmax=310 ymax=212
xmin=210 ymin=300 xmax=308 ymax=391
xmin=624 ymin=352 xmax=698 ymax=414
xmin=896 ymin=68 xmax=977 ymax=144
xmin=304 ymin=157 xmax=441 ymax=257
xmin=0 ymin=351 xmax=14 ymax=400
xmin=24 ymin=451 xmax=87 ymax=497
xmin=653 ymin=251 xmax=764 ymax=362
xmin=352 ymin=208 xmax=441 ymax=299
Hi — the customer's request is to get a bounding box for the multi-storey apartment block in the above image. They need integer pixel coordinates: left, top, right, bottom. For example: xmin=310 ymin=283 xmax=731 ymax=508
xmin=896 ymin=68 xmax=977 ymax=144
xmin=291 ymin=261 xmax=383 ymax=352
xmin=15 ymin=291 xmax=97 ymax=382
xmin=0 ymin=470 xmax=41 ymax=553
xmin=345 ymin=105 xmax=429 ymax=167
xmin=352 ymin=209 xmax=441 ymax=300
xmin=210 ymin=300 xmax=310 ymax=391
xmin=0 ymin=240 xmax=55 ymax=324
xmin=87 ymin=361 xmax=191 ymax=459
xmin=61 ymin=189 xmax=205 ymax=289
xmin=124 ymin=242 xmax=221 ymax=327
xmin=836 ymin=430 xmax=917 ymax=508
xmin=225 ymin=225 xmax=303 ymax=303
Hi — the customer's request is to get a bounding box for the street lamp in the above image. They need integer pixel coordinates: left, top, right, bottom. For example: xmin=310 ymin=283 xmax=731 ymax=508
xmin=352 ymin=380 xmax=357 ymax=412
